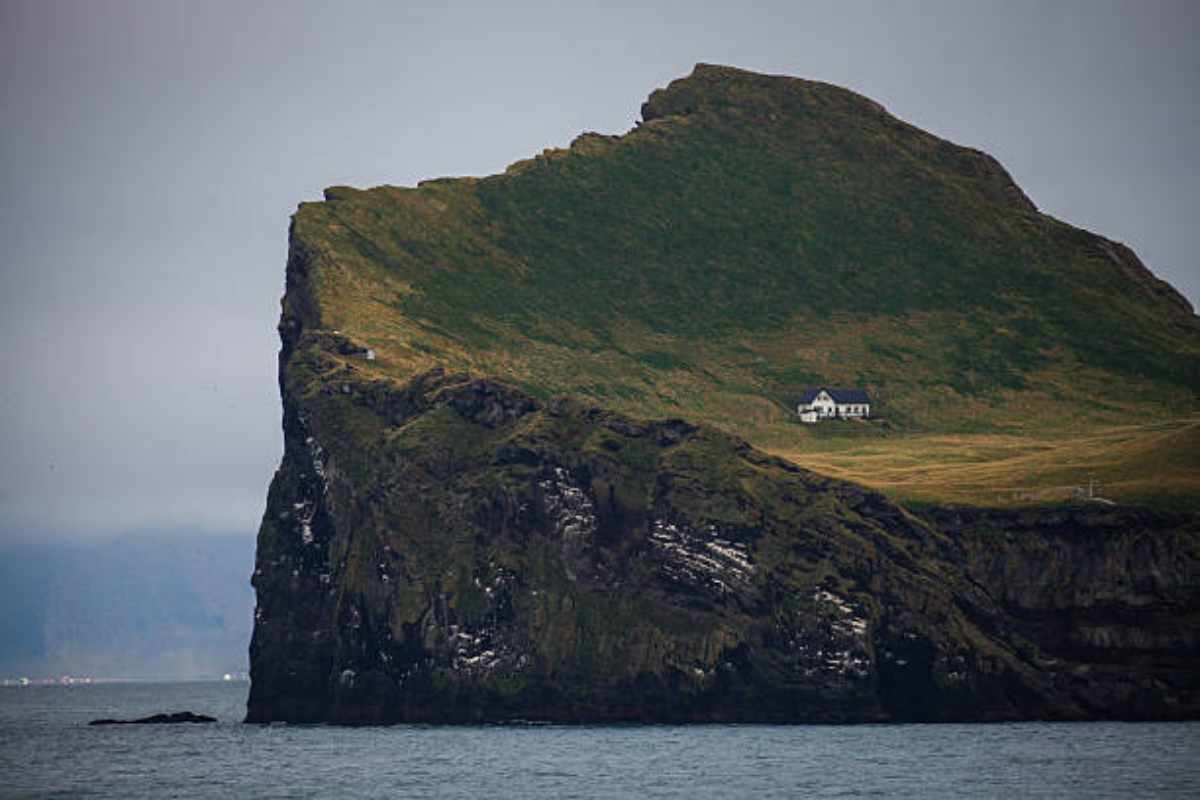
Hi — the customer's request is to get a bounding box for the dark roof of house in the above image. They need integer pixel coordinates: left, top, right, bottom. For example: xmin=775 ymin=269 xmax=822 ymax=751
xmin=798 ymin=387 xmax=871 ymax=404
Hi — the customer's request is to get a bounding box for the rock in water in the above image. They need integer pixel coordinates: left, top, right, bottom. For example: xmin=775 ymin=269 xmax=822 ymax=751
xmin=245 ymin=65 xmax=1200 ymax=724
xmin=89 ymin=712 xmax=217 ymax=725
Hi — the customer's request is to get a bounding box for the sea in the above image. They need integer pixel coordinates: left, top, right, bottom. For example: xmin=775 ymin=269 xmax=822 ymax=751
xmin=1 ymin=681 xmax=1197 ymax=798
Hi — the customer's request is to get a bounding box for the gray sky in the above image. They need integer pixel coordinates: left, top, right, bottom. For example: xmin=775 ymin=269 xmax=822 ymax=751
xmin=1 ymin=0 xmax=1197 ymax=543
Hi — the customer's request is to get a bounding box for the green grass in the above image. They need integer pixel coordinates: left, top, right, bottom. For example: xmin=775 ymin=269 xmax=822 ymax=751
xmin=285 ymin=64 xmax=1200 ymax=509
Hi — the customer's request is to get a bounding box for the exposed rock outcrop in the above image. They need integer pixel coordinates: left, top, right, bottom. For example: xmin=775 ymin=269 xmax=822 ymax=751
xmin=89 ymin=712 xmax=217 ymax=725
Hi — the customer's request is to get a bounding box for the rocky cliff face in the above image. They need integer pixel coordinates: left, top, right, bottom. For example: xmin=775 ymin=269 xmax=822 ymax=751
xmin=246 ymin=65 xmax=1199 ymax=723
xmin=245 ymin=251 xmax=1199 ymax=721
xmin=926 ymin=506 xmax=1200 ymax=719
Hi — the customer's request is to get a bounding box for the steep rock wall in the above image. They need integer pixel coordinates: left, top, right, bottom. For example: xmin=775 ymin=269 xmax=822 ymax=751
xmin=926 ymin=506 xmax=1200 ymax=719
xmin=246 ymin=296 xmax=1199 ymax=722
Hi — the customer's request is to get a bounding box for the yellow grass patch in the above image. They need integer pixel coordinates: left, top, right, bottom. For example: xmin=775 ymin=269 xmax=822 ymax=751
xmin=766 ymin=417 xmax=1200 ymax=509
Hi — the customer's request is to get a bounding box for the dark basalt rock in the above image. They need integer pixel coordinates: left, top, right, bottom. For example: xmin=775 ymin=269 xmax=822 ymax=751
xmin=89 ymin=711 xmax=217 ymax=726
xmin=245 ymin=334 xmax=1200 ymax=724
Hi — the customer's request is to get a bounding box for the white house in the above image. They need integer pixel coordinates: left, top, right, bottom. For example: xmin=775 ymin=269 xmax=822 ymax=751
xmin=797 ymin=388 xmax=871 ymax=423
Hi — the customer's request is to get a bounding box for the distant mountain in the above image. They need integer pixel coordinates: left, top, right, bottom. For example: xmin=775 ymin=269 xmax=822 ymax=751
xmin=246 ymin=65 xmax=1199 ymax=724
xmin=0 ymin=533 xmax=254 ymax=680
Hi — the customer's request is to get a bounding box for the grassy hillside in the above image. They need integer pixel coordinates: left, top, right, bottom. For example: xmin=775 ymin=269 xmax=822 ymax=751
xmin=283 ymin=64 xmax=1200 ymax=508
xmin=769 ymin=415 xmax=1200 ymax=510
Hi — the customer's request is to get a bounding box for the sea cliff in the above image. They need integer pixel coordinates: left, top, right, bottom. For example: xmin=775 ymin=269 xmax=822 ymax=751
xmin=246 ymin=65 xmax=1199 ymax=723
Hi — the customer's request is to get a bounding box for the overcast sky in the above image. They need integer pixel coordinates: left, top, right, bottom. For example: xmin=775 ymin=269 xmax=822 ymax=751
xmin=1 ymin=0 xmax=1197 ymax=544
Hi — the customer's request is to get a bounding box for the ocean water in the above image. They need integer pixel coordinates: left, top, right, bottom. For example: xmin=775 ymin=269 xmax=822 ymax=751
xmin=0 ymin=682 xmax=1197 ymax=798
